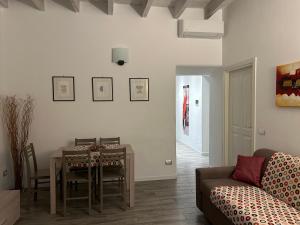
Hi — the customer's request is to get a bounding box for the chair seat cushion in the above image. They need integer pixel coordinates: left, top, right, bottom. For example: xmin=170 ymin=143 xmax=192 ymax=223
xmin=66 ymin=172 xmax=88 ymax=181
xmin=32 ymin=169 xmax=50 ymax=179
xmin=103 ymin=166 xmax=125 ymax=178
xmin=31 ymin=168 xmax=61 ymax=180
xmin=210 ymin=186 xmax=300 ymax=225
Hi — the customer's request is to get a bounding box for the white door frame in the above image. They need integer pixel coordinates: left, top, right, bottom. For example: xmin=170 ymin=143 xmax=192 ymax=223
xmin=223 ymin=57 xmax=257 ymax=165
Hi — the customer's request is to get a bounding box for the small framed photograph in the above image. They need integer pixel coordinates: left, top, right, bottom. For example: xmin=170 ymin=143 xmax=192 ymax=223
xmin=92 ymin=77 xmax=113 ymax=101
xmin=129 ymin=78 xmax=149 ymax=101
xmin=52 ymin=76 xmax=75 ymax=101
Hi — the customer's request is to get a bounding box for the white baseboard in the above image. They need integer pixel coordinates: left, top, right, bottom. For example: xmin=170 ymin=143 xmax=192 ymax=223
xmin=135 ymin=175 xmax=177 ymax=182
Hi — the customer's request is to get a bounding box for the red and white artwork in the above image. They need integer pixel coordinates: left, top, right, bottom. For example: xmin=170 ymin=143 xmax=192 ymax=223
xmin=276 ymin=61 xmax=300 ymax=106
xmin=182 ymin=85 xmax=189 ymax=135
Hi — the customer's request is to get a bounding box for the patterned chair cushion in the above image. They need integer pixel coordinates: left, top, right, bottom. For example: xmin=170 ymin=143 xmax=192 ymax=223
xmin=261 ymin=152 xmax=300 ymax=210
xmin=68 ymin=145 xmax=124 ymax=167
xmin=102 ymin=144 xmax=121 ymax=149
xmin=210 ymin=186 xmax=300 ymax=225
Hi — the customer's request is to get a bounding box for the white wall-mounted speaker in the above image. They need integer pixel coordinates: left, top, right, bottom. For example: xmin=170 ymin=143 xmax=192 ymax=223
xmin=112 ymin=48 xmax=129 ymax=66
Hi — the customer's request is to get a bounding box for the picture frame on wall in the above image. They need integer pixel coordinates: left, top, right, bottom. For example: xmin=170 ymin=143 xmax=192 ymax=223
xmin=92 ymin=77 xmax=113 ymax=101
xmin=129 ymin=78 xmax=149 ymax=101
xmin=276 ymin=61 xmax=300 ymax=107
xmin=52 ymin=76 xmax=75 ymax=101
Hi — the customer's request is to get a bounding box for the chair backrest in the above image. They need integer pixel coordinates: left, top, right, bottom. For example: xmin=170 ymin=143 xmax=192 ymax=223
xmin=99 ymin=137 xmax=120 ymax=145
xmin=99 ymin=147 xmax=126 ymax=168
xmin=75 ymin=138 xmax=97 ymax=146
xmin=62 ymin=148 xmax=92 ymax=170
xmin=23 ymin=143 xmax=38 ymax=179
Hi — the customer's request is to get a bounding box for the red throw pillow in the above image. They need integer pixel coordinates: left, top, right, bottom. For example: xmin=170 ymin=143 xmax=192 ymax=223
xmin=232 ymin=155 xmax=265 ymax=187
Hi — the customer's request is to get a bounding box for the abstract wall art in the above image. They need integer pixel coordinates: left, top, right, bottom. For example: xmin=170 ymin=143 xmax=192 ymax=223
xmin=276 ymin=61 xmax=300 ymax=107
xmin=183 ymin=85 xmax=189 ymax=135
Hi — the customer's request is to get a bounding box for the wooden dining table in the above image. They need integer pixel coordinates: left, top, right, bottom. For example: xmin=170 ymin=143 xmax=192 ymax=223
xmin=49 ymin=144 xmax=135 ymax=215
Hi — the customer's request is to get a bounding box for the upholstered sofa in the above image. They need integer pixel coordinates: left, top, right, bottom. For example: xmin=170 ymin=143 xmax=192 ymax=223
xmin=196 ymin=148 xmax=300 ymax=225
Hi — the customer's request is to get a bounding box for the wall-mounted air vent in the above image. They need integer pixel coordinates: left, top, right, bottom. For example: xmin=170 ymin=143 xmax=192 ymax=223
xmin=178 ymin=19 xmax=224 ymax=39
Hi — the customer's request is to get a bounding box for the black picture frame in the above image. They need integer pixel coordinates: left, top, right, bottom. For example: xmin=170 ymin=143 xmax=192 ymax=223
xmin=129 ymin=78 xmax=149 ymax=101
xmin=52 ymin=76 xmax=75 ymax=101
xmin=92 ymin=77 xmax=114 ymax=102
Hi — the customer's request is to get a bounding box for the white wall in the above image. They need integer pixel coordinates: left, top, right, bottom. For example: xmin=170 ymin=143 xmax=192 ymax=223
xmin=0 ymin=7 xmax=11 ymax=190
xmin=176 ymin=76 xmax=203 ymax=152
xmin=223 ymin=0 xmax=300 ymax=156
xmin=0 ymin=8 xmax=5 ymax=189
xmin=201 ymin=76 xmax=210 ymax=156
xmin=208 ymin=68 xmax=224 ymax=166
xmin=0 ymin=0 xmax=222 ymax=184
xmin=0 ymin=10 xmax=13 ymax=189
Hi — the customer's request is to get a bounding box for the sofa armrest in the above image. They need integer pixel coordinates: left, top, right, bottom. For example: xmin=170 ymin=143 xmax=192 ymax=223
xmin=196 ymin=166 xmax=235 ymax=180
xmin=195 ymin=166 xmax=235 ymax=211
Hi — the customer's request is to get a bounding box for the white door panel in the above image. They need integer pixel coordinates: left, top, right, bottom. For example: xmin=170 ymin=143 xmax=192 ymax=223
xmin=228 ymin=66 xmax=253 ymax=165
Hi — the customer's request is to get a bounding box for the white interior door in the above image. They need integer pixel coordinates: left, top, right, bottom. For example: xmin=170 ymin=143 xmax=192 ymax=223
xmin=228 ymin=66 xmax=253 ymax=165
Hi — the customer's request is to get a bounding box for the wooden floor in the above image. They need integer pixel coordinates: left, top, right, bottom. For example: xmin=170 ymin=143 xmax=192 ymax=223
xmin=17 ymin=142 xmax=210 ymax=225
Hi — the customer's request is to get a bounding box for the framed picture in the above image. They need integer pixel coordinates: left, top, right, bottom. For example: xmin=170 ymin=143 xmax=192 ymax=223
xmin=92 ymin=77 xmax=113 ymax=101
xmin=52 ymin=76 xmax=75 ymax=101
xmin=276 ymin=61 xmax=300 ymax=107
xmin=129 ymin=78 xmax=149 ymax=101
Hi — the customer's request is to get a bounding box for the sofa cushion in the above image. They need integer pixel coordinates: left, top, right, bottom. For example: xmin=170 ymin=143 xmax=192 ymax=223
xmin=253 ymin=149 xmax=276 ymax=175
xmin=200 ymin=178 xmax=250 ymax=197
xmin=210 ymin=186 xmax=300 ymax=225
xmin=261 ymin=152 xmax=300 ymax=210
xmin=232 ymin=155 xmax=265 ymax=187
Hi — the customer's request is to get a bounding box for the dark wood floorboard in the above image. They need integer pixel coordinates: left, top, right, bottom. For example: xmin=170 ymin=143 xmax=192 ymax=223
xmin=17 ymin=142 xmax=210 ymax=225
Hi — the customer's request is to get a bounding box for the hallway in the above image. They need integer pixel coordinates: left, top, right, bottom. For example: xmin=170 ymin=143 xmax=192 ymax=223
xmin=176 ymin=141 xmax=209 ymax=176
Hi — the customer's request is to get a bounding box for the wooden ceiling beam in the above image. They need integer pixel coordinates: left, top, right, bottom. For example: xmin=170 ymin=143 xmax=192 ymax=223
xmin=204 ymin=0 xmax=234 ymax=19
xmin=169 ymin=0 xmax=192 ymax=19
xmin=70 ymin=0 xmax=80 ymax=12
xmin=31 ymin=0 xmax=45 ymax=11
xmin=141 ymin=0 xmax=153 ymax=17
xmin=0 ymin=0 xmax=8 ymax=8
xmin=107 ymin=0 xmax=114 ymax=15
xmin=131 ymin=0 xmax=153 ymax=17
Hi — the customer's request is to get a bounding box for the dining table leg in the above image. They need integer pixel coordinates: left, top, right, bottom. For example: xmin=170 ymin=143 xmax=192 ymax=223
xmin=50 ymin=158 xmax=56 ymax=215
xmin=129 ymin=153 xmax=135 ymax=208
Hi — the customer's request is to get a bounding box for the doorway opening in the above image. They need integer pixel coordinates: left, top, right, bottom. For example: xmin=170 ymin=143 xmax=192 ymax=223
xmin=175 ymin=66 xmax=225 ymax=178
xmin=176 ymin=75 xmax=209 ymax=171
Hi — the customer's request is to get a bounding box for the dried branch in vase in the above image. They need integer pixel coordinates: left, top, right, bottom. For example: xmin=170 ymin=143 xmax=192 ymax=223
xmin=0 ymin=96 xmax=34 ymax=190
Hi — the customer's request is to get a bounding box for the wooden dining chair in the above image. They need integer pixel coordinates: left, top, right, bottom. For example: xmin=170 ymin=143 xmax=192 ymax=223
xmin=72 ymin=138 xmax=97 ymax=190
xmin=99 ymin=137 xmax=122 ymax=186
xmin=23 ymin=143 xmax=61 ymax=205
xmin=99 ymin=137 xmax=120 ymax=145
xmin=75 ymin=138 xmax=97 ymax=146
xmin=62 ymin=148 xmax=93 ymax=216
xmin=98 ymin=147 xmax=127 ymax=212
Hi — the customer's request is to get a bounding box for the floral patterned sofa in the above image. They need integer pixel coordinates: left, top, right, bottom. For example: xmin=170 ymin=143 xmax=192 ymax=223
xmin=196 ymin=149 xmax=300 ymax=225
